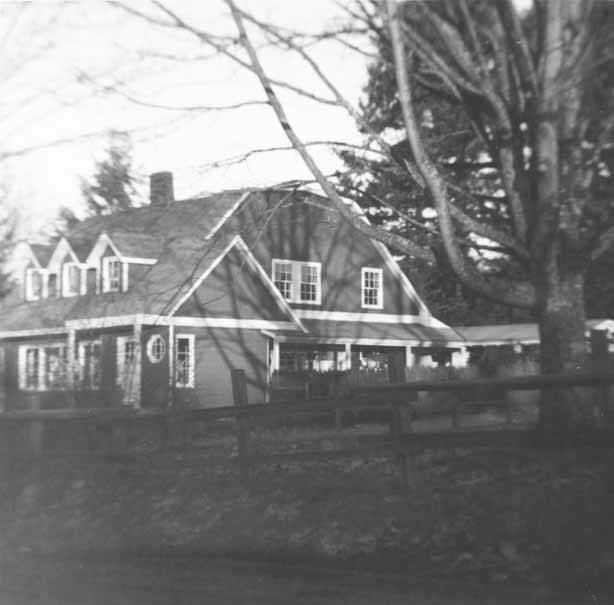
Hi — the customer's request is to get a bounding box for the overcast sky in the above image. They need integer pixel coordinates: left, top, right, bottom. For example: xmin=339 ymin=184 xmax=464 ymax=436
xmin=3 ymin=0 xmax=532 ymax=240
xmin=2 ymin=0 xmax=371 ymax=238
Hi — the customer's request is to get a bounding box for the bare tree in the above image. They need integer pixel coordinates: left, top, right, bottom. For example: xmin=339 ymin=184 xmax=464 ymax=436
xmin=111 ymin=0 xmax=614 ymax=433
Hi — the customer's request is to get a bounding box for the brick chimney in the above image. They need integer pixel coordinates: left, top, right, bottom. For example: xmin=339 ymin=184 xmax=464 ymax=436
xmin=149 ymin=171 xmax=174 ymax=206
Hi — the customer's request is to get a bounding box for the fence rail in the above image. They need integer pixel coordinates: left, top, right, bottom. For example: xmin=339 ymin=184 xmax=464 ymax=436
xmin=1 ymin=370 xmax=614 ymax=489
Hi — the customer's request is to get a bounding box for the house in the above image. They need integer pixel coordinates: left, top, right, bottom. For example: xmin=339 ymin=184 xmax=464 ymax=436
xmin=0 ymin=172 xmax=462 ymax=411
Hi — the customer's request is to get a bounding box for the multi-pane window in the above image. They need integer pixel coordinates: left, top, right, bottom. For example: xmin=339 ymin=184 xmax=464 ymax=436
xmin=175 ymin=334 xmax=195 ymax=388
xmin=300 ymin=264 xmax=318 ymax=302
xmin=272 ymin=259 xmax=321 ymax=304
xmin=24 ymin=347 xmax=40 ymax=389
xmin=277 ymin=346 xmax=344 ymax=374
xmin=116 ymin=336 xmax=137 ymax=387
xmin=19 ymin=343 xmax=68 ymax=391
xmin=361 ymin=267 xmax=383 ymax=309
xmin=63 ymin=263 xmax=81 ymax=296
xmin=79 ymin=341 xmax=102 ymax=389
xmin=26 ymin=269 xmax=45 ymax=301
xmin=102 ymin=256 xmax=122 ymax=292
xmin=273 ymin=261 xmax=293 ymax=300
xmin=48 ymin=273 xmax=59 ymax=298
xmin=45 ymin=345 xmax=68 ymax=389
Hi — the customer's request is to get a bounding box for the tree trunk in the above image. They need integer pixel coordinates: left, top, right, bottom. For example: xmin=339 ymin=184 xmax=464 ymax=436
xmin=537 ymin=269 xmax=590 ymax=436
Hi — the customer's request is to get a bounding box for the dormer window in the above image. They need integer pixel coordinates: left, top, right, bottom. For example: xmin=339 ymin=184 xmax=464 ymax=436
xmin=25 ymin=268 xmax=45 ymax=301
xmin=62 ymin=263 xmax=82 ymax=297
xmin=272 ymin=259 xmax=321 ymax=305
xmin=102 ymin=256 xmax=122 ymax=292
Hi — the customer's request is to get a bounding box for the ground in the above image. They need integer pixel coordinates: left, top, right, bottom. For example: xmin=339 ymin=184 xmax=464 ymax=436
xmin=0 ymin=418 xmax=613 ymax=602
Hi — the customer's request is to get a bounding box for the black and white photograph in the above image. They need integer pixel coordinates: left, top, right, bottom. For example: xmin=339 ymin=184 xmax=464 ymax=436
xmin=0 ymin=0 xmax=613 ymax=602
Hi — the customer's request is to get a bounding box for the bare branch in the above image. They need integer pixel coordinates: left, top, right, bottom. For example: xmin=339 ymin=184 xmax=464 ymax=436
xmin=199 ymin=141 xmax=385 ymax=171
xmin=225 ymin=0 xmax=434 ymax=264
xmin=386 ymin=0 xmax=535 ymax=308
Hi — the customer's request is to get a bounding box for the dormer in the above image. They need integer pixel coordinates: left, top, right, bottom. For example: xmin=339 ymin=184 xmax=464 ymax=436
xmin=86 ymin=232 xmax=158 ymax=294
xmin=47 ymin=237 xmax=85 ymax=298
xmin=21 ymin=243 xmax=52 ymax=301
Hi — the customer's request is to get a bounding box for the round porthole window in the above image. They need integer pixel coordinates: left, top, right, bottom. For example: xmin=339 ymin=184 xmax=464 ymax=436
xmin=147 ymin=334 xmax=166 ymax=363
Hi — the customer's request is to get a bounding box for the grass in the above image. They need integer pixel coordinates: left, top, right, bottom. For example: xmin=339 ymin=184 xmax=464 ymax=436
xmin=1 ymin=419 xmax=613 ymax=595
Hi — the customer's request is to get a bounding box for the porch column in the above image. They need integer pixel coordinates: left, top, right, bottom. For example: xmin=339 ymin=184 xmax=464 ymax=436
xmin=66 ymin=329 xmax=76 ymax=408
xmin=405 ymin=346 xmax=416 ymax=368
xmin=271 ymin=340 xmax=280 ymax=373
xmin=168 ymin=323 xmax=175 ymax=407
xmin=343 ymin=343 xmax=352 ymax=371
xmin=132 ymin=323 xmax=142 ymax=409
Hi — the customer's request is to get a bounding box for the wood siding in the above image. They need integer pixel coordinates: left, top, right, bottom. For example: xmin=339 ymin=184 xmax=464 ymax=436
xmin=176 ymin=248 xmax=289 ymax=321
xmin=231 ymin=195 xmax=421 ymax=316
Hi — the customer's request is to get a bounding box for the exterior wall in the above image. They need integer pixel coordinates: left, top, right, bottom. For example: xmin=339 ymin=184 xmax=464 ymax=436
xmin=176 ymin=248 xmax=288 ymax=320
xmin=173 ymin=327 xmax=268 ymax=408
xmin=2 ymin=328 xmax=133 ymax=411
xmin=232 ymin=195 xmax=421 ymax=316
xmin=4 ymin=336 xmax=73 ymax=411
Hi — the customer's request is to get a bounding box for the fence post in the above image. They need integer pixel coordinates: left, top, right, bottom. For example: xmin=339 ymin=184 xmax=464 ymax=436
xmin=591 ymin=329 xmax=609 ymax=426
xmin=231 ymin=369 xmax=250 ymax=482
xmin=390 ymin=399 xmax=408 ymax=490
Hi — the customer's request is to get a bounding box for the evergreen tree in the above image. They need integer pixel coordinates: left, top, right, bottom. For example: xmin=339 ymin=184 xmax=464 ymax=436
xmin=80 ymin=131 xmax=140 ymax=216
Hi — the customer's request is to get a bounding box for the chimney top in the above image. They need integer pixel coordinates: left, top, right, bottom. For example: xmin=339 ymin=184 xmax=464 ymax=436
xmin=150 ymin=171 xmax=174 ymax=206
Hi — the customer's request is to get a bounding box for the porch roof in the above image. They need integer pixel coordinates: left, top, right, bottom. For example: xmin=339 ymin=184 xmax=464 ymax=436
xmin=267 ymin=319 xmax=464 ymax=346
xmin=455 ymin=319 xmax=614 ymax=346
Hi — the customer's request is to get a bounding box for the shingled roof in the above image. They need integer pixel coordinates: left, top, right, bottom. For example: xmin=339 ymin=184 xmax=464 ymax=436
xmin=0 ymin=188 xmax=457 ymax=346
xmin=0 ymin=190 xmax=251 ymax=331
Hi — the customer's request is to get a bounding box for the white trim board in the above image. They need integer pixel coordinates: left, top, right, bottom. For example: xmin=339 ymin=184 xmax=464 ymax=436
xmin=167 ymin=235 xmax=306 ymax=332
xmin=65 ymin=314 xmax=302 ymax=331
xmin=205 ymin=190 xmax=252 ymax=241
xmin=0 ymin=328 xmax=69 ymax=339
xmin=293 ymin=309 xmax=425 ymax=324
xmin=121 ymin=257 xmax=158 ymax=265
xmin=261 ymin=331 xmax=466 ymax=348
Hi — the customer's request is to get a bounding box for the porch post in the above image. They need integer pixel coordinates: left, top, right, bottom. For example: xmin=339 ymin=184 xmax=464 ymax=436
xmin=132 ymin=323 xmax=142 ymax=409
xmin=67 ymin=329 xmax=76 ymax=408
xmin=405 ymin=346 xmax=415 ymax=368
xmin=271 ymin=340 xmax=280 ymax=373
xmin=343 ymin=343 xmax=352 ymax=371
xmin=168 ymin=323 xmax=175 ymax=407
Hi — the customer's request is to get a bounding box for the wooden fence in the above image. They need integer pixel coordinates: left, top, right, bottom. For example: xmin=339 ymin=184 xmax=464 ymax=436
xmin=1 ymin=370 xmax=614 ymax=489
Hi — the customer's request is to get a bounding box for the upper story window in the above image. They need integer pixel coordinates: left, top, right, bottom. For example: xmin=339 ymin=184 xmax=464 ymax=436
xmin=272 ymin=259 xmax=321 ymax=305
xmin=273 ymin=261 xmax=293 ymax=300
xmin=361 ymin=267 xmax=383 ymax=309
xmin=25 ymin=268 xmax=45 ymax=301
xmin=102 ymin=256 xmax=122 ymax=292
xmin=62 ymin=263 xmax=82 ymax=297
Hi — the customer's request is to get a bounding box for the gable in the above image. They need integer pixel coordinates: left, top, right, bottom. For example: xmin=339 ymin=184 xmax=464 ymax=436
xmin=176 ymin=247 xmax=294 ymax=321
xmin=48 ymin=238 xmax=78 ymax=270
xmin=229 ymin=193 xmax=424 ymax=316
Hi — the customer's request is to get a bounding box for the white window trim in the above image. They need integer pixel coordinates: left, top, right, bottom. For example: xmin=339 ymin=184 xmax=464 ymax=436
xmin=361 ymin=267 xmax=384 ymax=310
xmin=25 ymin=268 xmax=47 ymax=301
xmin=116 ymin=335 xmax=137 ymax=387
xmin=175 ymin=333 xmax=195 ymax=388
xmin=272 ymin=259 xmax=322 ymax=305
xmin=18 ymin=342 xmax=68 ymax=391
xmin=102 ymin=256 xmax=123 ymax=293
xmin=62 ymin=262 xmax=83 ymax=297
xmin=78 ymin=340 xmax=102 ymax=390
